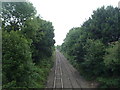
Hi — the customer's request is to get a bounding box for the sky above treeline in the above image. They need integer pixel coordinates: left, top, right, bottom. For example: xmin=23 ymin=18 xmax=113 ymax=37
xmin=29 ymin=0 xmax=119 ymax=45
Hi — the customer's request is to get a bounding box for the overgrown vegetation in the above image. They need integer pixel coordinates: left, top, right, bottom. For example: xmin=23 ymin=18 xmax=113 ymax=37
xmin=2 ymin=1 xmax=55 ymax=88
xmin=60 ymin=6 xmax=120 ymax=88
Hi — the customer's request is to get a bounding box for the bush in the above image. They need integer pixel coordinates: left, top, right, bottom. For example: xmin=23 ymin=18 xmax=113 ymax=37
xmin=97 ymin=77 xmax=120 ymax=88
xmin=104 ymin=41 xmax=120 ymax=75
xmin=97 ymin=41 xmax=120 ymax=87
xmin=80 ymin=39 xmax=105 ymax=78
xmin=2 ymin=31 xmax=33 ymax=87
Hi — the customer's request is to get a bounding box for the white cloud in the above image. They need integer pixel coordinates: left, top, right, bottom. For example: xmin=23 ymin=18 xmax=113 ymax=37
xmin=29 ymin=0 xmax=119 ymax=45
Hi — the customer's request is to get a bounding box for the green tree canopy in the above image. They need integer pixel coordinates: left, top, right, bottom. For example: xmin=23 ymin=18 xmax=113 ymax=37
xmin=2 ymin=2 xmax=36 ymax=31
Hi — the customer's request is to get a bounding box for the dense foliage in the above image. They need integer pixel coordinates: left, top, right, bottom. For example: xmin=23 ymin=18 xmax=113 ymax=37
xmin=2 ymin=1 xmax=55 ymax=88
xmin=61 ymin=6 xmax=120 ymax=88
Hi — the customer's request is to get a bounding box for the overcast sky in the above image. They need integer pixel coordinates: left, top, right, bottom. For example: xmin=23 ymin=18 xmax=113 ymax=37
xmin=29 ymin=0 xmax=119 ymax=46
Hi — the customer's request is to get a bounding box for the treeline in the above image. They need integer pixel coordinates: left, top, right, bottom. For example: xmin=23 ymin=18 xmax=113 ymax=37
xmin=60 ymin=6 xmax=120 ymax=88
xmin=2 ymin=1 xmax=55 ymax=88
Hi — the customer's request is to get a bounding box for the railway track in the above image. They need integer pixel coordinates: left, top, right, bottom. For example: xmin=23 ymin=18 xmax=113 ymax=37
xmin=46 ymin=50 xmax=93 ymax=88
xmin=53 ymin=52 xmax=63 ymax=88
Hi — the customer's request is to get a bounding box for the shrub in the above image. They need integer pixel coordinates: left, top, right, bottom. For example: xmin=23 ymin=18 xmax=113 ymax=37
xmin=104 ymin=41 xmax=120 ymax=76
xmin=2 ymin=31 xmax=33 ymax=87
xmin=81 ymin=39 xmax=105 ymax=78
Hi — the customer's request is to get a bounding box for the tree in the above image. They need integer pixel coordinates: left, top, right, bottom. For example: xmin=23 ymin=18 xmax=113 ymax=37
xmin=2 ymin=2 xmax=36 ymax=31
xmin=82 ymin=39 xmax=105 ymax=77
xmin=32 ymin=18 xmax=55 ymax=63
xmin=82 ymin=6 xmax=120 ymax=44
xmin=2 ymin=31 xmax=32 ymax=87
xmin=104 ymin=41 xmax=120 ymax=76
xmin=61 ymin=6 xmax=120 ymax=87
xmin=2 ymin=1 xmax=55 ymax=88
